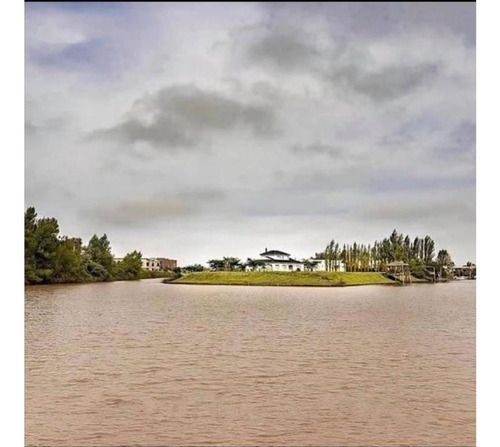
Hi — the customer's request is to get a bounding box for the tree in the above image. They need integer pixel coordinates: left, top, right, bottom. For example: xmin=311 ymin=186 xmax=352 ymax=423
xmin=409 ymin=258 xmax=426 ymax=279
xmin=53 ymin=237 xmax=83 ymax=283
xmin=24 ymin=209 xmax=60 ymax=284
xmin=247 ymin=258 xmax=266 ymax=271
xmin=86 ymin=234 xmax=114 ymax=271
xmin=303 ymin=259 xmax=319 ymax=271
xmin=319 ymin=230 xmax=453 ymax=278
xmin=208 ymin=259 xmax=225 ymax=271
xmin=25 ymin=207 xmax=38 ymax=283
xmin=113 ymin=250 xmax=142 ymax=280
xmin=84 ymin=234 xmax=114 ymax=280
xmin=24 ymin=207 xmax=154 ymax=284
xmin=423 ymin=235 xmax=435 ymax=264
xmin=183 ymin=264 xmax=205 ymax=272
xmin=84 ymin=260 xmax=110 ymax=281
xmin=436 ymin=249 xmax=454 ymax=268
xmin=223 ymin=257 xmax=241 ymax=271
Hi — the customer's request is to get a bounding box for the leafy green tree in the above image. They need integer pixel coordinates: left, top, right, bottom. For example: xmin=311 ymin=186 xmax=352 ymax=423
xmin=24 ymin=207 xmax=158 ymax=284
xmin=208 ymin=259 xmax=225 ymax=271
xmin=182 ymin=264 xmax=205 ymax=272
xmin=85 ymin=261 xmax=109 ymax=281
xmin=320 ymin=230 xmax=452 ymax=278
xmin=436 ymin=249 xmax=454 ymax=268
xmin=303 ymin=259 xmax=319 ymax=271
xmin=223 ymin=257 xmax=241 ymax=271
xmin=52 ymin=237 xmax=83 ymax=283
xmin=246 ymin=258 xmax=266 ymax=271
xmin=86 ymin=234 xmax=114 ymax=271
xmin=113 ymin=250 xmax=143 ymax=280
xmin=324 ymin=240 xmax=340 ymax=272
xmin=25 ymin=208 xmax=60 ymax=284
xmin=409 ymin=258 xmax=426 ymax=278
xmin=25 ymin=207 xmax=38 ymax=283
xmin=83 ymin=234 xmax=114 ymax=280
xmin=423 ymin=235 xmax=435 ymax=264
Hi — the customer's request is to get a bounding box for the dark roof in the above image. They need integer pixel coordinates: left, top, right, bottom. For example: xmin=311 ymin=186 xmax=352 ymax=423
xmin=251 ymin=257 xmax=304 ymax=264
xmin=264 ymin=257 xmax=304 ymax=264
xmin=260 ymin=249 xmax=290 ymax=256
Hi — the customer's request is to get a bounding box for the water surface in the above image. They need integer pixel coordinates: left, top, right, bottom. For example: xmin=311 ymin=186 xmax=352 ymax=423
xmin=25 ymin=280 xmax=475 ymax=446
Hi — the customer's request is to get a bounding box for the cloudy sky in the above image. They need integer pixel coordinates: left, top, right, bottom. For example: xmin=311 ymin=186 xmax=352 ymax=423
xmin=25 ymin=2 xmax=475 ymax=266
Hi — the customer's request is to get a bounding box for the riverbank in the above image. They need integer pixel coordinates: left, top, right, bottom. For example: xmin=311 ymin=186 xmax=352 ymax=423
xmin=25 ymin=270 xmax=178 ymax=286
xmin=170 ymin=271 xmax=398 ymax=287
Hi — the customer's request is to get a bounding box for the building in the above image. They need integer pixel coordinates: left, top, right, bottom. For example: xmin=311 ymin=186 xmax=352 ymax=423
xmin=251 ymin=249 xmax=305 ymax=272
xmin=142 ymin=258 xmax=161 ymax=272
xmin=453 ymin=264 xmax=476 ymax=279
xmin=114 ymin=256 xmax=177 ymax=272
xmin=157 ymin=258 xmax=177 ymax=271
xmin=141 ymin=257 xmax=178 ymax=272
xmin=308 ymin=258 xmax=346 ymax=272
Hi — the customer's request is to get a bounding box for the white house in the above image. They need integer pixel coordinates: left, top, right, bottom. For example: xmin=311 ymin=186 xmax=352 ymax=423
xmin=309 ymin=258 xmax=346 ymax=272
xmin=142 ymin=257 xmax=161 ymax=272
xmin=251 ymin=249 xmax=305 ymax=272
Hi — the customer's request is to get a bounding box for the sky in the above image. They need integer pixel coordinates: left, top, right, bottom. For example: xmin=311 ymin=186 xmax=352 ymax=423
xmin=25 ymin=2 xmax=476 ymax=266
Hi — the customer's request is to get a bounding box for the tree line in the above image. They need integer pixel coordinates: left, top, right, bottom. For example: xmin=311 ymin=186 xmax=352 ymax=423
xmin=25 ymin=207 xmax=143 ymax=285
xmin=190 ymin=257 xmax=265 ymax=272
xmin=318 ymin=229 xmax=455 ymax=277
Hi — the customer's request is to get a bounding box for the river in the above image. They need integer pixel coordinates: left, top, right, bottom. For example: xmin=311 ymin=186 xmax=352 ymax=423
xmin=25 ymin=280 xmax=475 ymax=446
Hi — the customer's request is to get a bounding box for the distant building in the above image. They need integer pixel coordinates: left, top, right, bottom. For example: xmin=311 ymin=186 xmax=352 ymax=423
xmin=251 ymin=249 xmax=305 ymax=272
xmin=157 ymin=258 xmax=177 ymax=270
xmin=114 ymin=256 xmax=176 ymax=272
xmin=453 ymin=264 xmax=476 ymax=279
xmin=141 ymin=257 xmax=177 ymax=272
xmin=308 ymin=258 xmax=346 ymax=272
xmin=142 ymin=258 xmax=161 ymax=272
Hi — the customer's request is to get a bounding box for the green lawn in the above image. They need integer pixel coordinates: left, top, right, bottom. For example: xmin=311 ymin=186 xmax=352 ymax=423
xmin=172 ymin=271 xmax=395 ymax=286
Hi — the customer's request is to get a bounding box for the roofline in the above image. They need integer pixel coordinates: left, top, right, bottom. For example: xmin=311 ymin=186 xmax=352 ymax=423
xmin=260 ymin=249 xmax=291 ymax=256
xmin=262 ymin=258 xmax=304 ymax=264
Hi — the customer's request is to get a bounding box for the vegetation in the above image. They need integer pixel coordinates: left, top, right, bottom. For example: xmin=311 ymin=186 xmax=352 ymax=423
xmin=113 ymin=251 xmax=143 ymax=281
xmin=140 ymin=269 xmax=179 ymax=280
xmin=207 ymin=257 xmax=244 ymax=271
xmin=182 ymin=264 xmax=206 ymax=273
xmin=318 ymin=230 xmax=454 ymax=278
xmin=173 ymin=271 xmax=394 ymax=286
xmin=205 ymin=230 xmax=454 ymax=280
xmin=25 ymin=207 xmax=169 ymax=285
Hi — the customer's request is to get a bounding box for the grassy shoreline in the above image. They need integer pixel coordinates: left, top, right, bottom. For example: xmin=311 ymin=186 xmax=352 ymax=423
xmin=170 ymin=271 xmax=398 ymax=287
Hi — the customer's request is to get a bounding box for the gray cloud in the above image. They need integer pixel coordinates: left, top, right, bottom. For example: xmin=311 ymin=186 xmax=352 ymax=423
xmin=25 ymin=3 xmax=476 ymax=265
xmin=233 ymin=17 xmax=441 ymax=102
xmin=259 ymin=2 xmax=476 ymax=44
xmin=244 ymin=26 xmax=319 ymax=71
xmin=177 ymin=187 xmax=226 ymax=201
xmin=355 ymin=192 xmax=475 ymax=224
xmin=87 ymin=188 xmax=225 ymax=227
xmin=449 ymin=120 xmax=476 ymax=152
xmin=328 ymin=62 xmax=440 ymax=102
xmin=291 ymin=143 xmax=345 ymax=158
xmin=90 ymin=84 xmax=280 ymax=149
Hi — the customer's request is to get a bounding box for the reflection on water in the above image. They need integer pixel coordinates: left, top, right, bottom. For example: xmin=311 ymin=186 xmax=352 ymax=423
xmin=25 ymin=280 xmax=475 ymax=446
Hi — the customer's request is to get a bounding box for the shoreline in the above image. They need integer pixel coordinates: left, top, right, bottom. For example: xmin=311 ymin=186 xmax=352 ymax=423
xmin=169 ymin=271 xmax=435 ymax=287
xmin=165 ymin=281 xmax=405 ymax=287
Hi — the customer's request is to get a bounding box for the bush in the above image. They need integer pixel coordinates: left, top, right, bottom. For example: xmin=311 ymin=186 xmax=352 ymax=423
xmin=83 ymin=260 xmax=111 ymax=281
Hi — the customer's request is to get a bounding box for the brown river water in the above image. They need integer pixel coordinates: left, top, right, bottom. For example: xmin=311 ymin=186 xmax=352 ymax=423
xmin=25 ymin=280 xmax=475 ymax=446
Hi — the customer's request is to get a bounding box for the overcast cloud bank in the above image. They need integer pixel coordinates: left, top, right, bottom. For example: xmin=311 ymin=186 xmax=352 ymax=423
xmin=25 ymin=2 xmax=475 ymax=265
